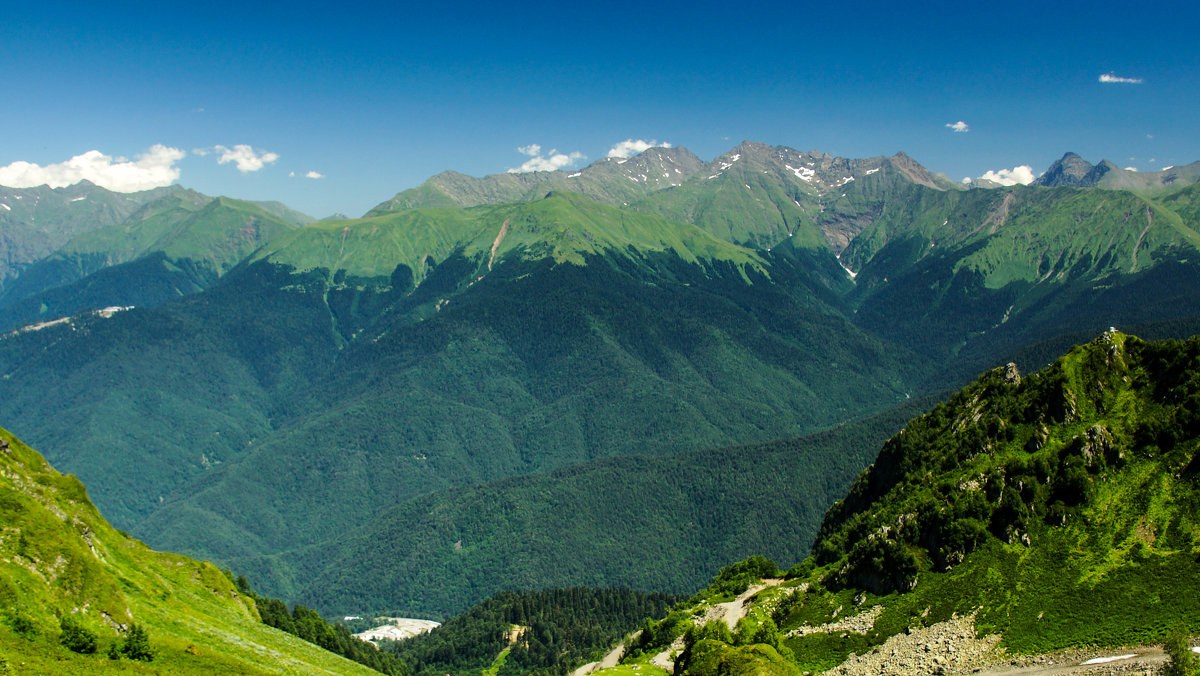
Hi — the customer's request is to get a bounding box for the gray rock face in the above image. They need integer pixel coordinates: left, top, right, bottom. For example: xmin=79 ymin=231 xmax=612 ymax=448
xmin=1034 ymin=152 xmax=1096 ymax=187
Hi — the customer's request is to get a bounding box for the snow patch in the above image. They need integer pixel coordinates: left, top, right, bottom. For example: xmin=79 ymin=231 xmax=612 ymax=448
xmin=864 ymin=167 xmax=880 ymax=175
xmin=567 ymin=172 xmax=582 ymax=178
xmin=745 ymin=184 xmax=751 ymax=190
xmin=786 ymin=164 xmax=815 ymax=182
xmin=836 ymin=255 xmax=858 ymax=280
xmin=70 ymin=195 xmax=87 ymax=202
xmin=0 ymin=203 xmax=9 ymax=211
xmin=707 ymin=173 xmax=722 ymax=180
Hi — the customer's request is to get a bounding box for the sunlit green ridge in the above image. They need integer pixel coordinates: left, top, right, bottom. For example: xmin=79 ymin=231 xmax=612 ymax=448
xmin=254 ymin=191 xmax=764 ymax=283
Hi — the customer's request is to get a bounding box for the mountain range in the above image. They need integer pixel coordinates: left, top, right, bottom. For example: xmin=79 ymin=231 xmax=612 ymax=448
xmin=1 ymin=141 xmax=1199 ymax=631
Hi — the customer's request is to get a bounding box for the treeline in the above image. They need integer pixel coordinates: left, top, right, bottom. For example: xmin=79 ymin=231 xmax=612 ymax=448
xmin=232 ymin=575 xmax=408 ymax=676
xmin=379 ymin=587 xmax=681 ymax=676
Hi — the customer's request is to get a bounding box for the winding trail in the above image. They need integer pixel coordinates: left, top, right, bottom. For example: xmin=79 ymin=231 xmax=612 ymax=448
xmin=648 ymin=579 xmax=785 ymax=673
xmin=972 ymin=647 xmax=1166 ymax=675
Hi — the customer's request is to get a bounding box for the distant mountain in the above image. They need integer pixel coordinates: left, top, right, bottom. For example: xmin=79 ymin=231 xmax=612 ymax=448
xmin=1035 ymin=151 xmax=1200 ymax=191
xmin=0 ymin=181 xmax=178 ymax=286
xmin=0 ymin=193 xmax=299 ymax=330
xmin=631 ymin=143 xmax=961 ymax=252
xmin=365 ymin=146 xmax=707 ymax=215
xmin=0 ymin=424 xmax=385 ymax=675
xmin=368 ymin=142 xmax=964 ymax=254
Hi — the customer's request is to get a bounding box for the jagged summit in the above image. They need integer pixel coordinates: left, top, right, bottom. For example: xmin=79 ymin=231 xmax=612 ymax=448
xmin=1033 ymin=151 xmax=1095 ymax=187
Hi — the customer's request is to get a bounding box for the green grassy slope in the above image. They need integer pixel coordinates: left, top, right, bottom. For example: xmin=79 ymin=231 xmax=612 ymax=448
xmin=0 ymin=425 xmax=385 ymax=675
xmin=256 ymin=191 xmax=763 ymax=284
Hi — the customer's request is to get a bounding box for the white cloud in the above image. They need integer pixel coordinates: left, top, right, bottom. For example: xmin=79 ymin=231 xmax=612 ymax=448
xmin=0 ymin=145 xmax=185 ymax=192
xmin=945 ymin=121 xmax=970 ymax=133
xmin=214 ymin=144 xmax=279 ymax=173
xmin=961 ymin=177 xmax=973 ymax=184
xmin=607 ymin=139 xmax=672 ymax=159
xmin=305 ymin=170 xmax=324 ymax=179
xmin=1099 ymin=73 xmax=1143 ymax=84
xmin=977 ymin=165 xmax=1036 ymax=186
xmin=1124 ymin=166 xmax=1138 ymax=172
xmin=507 ymin=145 xmax=586 ymax=173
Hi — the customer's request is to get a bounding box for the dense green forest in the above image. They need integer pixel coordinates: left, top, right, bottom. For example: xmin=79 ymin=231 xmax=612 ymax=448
xmin=379 ymin=588 xmax=680 ymax=676
xmin=283 ymin=393 xmax=939 ymax=616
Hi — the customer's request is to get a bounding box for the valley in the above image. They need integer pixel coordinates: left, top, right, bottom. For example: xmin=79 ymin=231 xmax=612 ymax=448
xmin=1 ymin=143 xmax=1199 ymax=674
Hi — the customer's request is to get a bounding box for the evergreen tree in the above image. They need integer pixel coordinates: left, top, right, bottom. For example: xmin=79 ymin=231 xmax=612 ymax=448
xmin=120 ymin=623 xmax=154 ymax=661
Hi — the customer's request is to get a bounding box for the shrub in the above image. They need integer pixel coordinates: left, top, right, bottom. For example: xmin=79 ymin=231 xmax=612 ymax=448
xmin=59 ymin=616 xmax=98 ymax=654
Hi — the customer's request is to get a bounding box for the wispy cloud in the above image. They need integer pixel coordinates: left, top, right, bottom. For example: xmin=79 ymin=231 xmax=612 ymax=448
xmin=978 ymin=165 xmax=1036 ymax=186
xmin=607 ymin=139 xmax=672 ymax=159
xmin=507 ymin=145 xmax=585 ymax=173
xmin=945 ymin=121 xmax=970 ymax=133
xmin=213 ymin=144 xmax=279 ymax=173
xmin=305 ymin=170 xmax=324 ymax=179
xmin=0 ymin=145 xmax=185 ymax=192
xmin=1099 ymin=73 xmax=1143 ymax=84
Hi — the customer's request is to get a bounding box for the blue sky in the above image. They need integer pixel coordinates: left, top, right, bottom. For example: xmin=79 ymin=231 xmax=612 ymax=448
xmin=2 ymin=0 xmax=1197 ymax=218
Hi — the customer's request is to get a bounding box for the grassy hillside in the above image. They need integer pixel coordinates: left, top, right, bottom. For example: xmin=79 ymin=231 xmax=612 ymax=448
xmin=256 ymin=191 xmax=764 ymax=285
xmin=0 ymin=425 xmax=386 ymax=675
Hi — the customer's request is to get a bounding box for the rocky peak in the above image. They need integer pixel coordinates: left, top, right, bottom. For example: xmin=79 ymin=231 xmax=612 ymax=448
xmin=1034 ymin=152 xmax=1095 ymax=187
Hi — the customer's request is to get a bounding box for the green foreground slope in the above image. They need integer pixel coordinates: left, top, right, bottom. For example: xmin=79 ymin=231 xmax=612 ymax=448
xmin=600 ymin=333 xmax=1200 ymax=676
xmin=0 ymin=425 xmax=383 ymax=675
